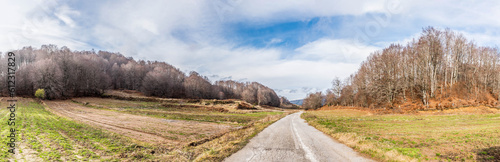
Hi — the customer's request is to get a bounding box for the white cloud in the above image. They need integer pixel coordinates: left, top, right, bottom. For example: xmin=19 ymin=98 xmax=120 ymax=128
xmin=54 ymin=5 xmax=80 ymax=28
xmin=459 ymin=31 xmax=500 ymax=48
xmin=294 ymin=38 xmax=379 ymax=63
xmin=267 ymin=38 xmax=283 ymax=46
xmin=157 ymin=39 xmax=367 ymax=100
xmin=399 ymin=1 xmax=500 ymax=28
xmin=0 ymin=0 xmax=90 ymax=52
xmin=222 ymin=0 xmax=388 ymax=23
xmin=4 ymin=0 xmax=500 ymax=100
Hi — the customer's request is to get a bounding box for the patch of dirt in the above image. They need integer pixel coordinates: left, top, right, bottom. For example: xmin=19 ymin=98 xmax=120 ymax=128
xmin=72 ymin=97 xmax=157 ymax=109
xmin=43 ymin=100 xmax=233 ymax=146
xmin=477 ymin=146 xmax=500 ymax=162
xmin=14 ymin=139 xmax=43 ymax=162
xmin=105 ymin=90 xmax=147 ymax=98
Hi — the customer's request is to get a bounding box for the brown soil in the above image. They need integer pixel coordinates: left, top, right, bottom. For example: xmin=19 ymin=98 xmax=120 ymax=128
xmin=43 ymin=100 xmax=233 ymax=147
xmin=105 ymin=90 xmax=148 ymax=99
xmin=13 ymin=140 xmax=43 ymax=162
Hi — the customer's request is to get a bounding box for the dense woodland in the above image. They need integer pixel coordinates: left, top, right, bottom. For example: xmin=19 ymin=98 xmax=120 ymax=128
xmin=305 ymin=27 xmax=500 ymax=110
xmin=0 ymin=45 xmax=281 ymax=107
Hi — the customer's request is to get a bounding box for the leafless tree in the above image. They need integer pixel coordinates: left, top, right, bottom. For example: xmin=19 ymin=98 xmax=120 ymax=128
xmin=1 ymin=45 xmax=282 ymax=107
xmin=332 ymin=27 xmax=500 ymax=108
xmin=302 ymin=92 xmax=323 ymax=110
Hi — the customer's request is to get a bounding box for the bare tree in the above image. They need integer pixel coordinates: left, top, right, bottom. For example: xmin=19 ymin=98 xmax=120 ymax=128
xmin=1 ymin=45 xmax=283 ymax=107
xmin=32 ymin=59 xmax=63 ymax=99
xmin=303 ymin=92 xmax=323 ymax=110
xmin=184 ymin=71 xmax=214 ymax=99
xmin=332 ymin=27 xmax=500 ymax=109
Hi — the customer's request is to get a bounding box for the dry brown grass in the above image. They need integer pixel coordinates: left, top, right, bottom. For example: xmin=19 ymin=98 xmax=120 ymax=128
xmin=45 ymin=100 xmax=232 ymax=147
xmin=2 ymin=95 xmax=292 ymax=161
xmin=303 ymin=109 xmax=500 ymax=162
xmin=103 ymin=90 xmax=280 ymax=114
xmin=418 ymin=106 xmax=500 ymax=115
xmin=166 ymin=112 xmax=291 ymax=161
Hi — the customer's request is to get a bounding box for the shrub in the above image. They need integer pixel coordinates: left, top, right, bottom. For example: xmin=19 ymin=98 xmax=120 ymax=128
xmin=35 ymin=89 xmax=45 ymax=99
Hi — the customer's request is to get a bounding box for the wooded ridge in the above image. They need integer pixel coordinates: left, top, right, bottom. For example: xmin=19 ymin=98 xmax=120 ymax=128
xmin=305 ymin=27 xmax=500 ymax=110
xmin=0 ymin=45 xmax=281 ymax=107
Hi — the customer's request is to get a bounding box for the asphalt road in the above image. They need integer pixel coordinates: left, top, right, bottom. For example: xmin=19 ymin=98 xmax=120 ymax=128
xmin=225 ymin=112 xmax=373 ymax=162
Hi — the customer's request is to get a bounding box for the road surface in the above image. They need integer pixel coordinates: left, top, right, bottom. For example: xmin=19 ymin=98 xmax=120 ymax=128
xmin=225 ymin=112 xmax=373 ymax=162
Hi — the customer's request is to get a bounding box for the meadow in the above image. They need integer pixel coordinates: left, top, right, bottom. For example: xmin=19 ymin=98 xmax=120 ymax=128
xmin=302 ymin=107 xmax=500 ymax=162
xmin=0 ymin=96 xmax=289 ymax=161
xmin=71 ymin=97 xmax=283 ymax=125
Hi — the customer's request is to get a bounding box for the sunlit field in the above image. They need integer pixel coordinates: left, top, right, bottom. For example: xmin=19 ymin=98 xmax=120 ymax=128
xmin=0 ymin=98 xmax=289 ymax=161
xmin=303 ymin=108 xmax=500 ymax=161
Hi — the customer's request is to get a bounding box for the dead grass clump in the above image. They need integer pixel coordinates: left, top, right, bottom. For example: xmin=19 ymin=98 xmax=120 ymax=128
xmin=237 ymin=102 xmax=255 ymax=110
xmin=186 ymin=99 xmax=201 ymax=103
xmin=160 ymin=103 xmax=203 ymax=109
xmin=204 ymin=107 xmax=228 ymax=112
xmin=204 ymin=100 xmax=235 ymax=105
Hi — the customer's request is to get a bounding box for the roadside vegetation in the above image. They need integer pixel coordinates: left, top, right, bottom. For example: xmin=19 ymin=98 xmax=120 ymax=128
xmin=302 ymin=108 xmax=500 ymax=162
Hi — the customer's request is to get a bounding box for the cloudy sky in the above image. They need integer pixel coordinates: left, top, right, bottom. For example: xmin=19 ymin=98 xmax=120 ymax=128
xmin=2 ymin=0 xmax=500 ymax=100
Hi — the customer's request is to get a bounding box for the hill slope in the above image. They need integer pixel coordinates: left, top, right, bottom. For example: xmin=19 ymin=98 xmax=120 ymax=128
xmin=0 ymin=45 xmax=280 ymax=106
xmin=290 ymin=99 xmax=303 ymax=105
xmin=322 ymin=27 xmax=500 ymax=110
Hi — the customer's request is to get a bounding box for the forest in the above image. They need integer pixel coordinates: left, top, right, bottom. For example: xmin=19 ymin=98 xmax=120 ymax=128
xmin=304 ymin=27 xmax=500 ymax=110
xmin=0 ymin=45 xmax=281 ymax=107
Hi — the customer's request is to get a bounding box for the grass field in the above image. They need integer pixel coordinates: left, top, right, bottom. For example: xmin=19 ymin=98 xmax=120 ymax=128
xmin=0 ymin=99 xmax=155 ymax=161
xmin=0 ymin=97 xmax=290 ymax=161
xmin=302 ymin=108 xmax=500 ymax=162
xmin=72 ymin=97 xmax=284 ymax=125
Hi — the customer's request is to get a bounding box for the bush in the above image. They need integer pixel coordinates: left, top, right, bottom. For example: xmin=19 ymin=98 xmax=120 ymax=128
xmin=35 ymin=89 xmax=45 ymax=99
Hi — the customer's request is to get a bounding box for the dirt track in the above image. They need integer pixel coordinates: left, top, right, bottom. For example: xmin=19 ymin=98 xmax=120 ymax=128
xmin=43 ymin=100 xmax=232 ymax=146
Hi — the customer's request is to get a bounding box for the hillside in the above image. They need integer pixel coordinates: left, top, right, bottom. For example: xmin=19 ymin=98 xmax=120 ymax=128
xmin=308 ymin=27 xmax=500 ymax=111
xmin=0 ymin=45 xmax=280 ymax=107
xmin=290 ymin=99 xmax=303 ymax=106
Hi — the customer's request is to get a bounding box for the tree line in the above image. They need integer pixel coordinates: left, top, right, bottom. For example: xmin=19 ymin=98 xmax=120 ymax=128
xmin=304 ymin=27 xmax=500 ymax=109
xmin=0 ymin=45 xmax=281 ymax=107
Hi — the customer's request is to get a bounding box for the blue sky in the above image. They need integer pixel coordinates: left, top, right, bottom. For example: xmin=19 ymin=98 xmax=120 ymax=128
xmin=2 ymin=0 xmax=500 ymax=100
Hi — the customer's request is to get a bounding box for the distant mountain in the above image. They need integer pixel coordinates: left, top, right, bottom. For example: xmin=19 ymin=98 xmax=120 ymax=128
xmin=290 ymin=99 xmax=303 ymax=106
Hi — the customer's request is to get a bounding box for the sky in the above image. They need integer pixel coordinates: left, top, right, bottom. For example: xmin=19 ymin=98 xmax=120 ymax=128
xmin=2 ymin=0 xmax=500 ymax=100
